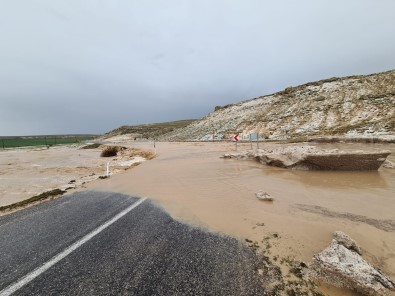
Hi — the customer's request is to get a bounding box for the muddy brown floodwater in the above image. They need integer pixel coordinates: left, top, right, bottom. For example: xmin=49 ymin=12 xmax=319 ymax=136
xmin=1 ymin=141 xmax=394 ymax=295
xmin=87 ymin=141 xmax=395 ymax=296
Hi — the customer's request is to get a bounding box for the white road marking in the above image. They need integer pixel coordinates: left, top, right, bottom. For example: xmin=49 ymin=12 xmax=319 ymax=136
xmin=0 ymin=197 xmax=147 ymax=296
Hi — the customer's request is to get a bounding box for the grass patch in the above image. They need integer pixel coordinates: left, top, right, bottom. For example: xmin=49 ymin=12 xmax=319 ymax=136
xmin=0 ymin=189 xmax=65 ymax=212
xmin=0 ymin=135 xmax=97 ymax=148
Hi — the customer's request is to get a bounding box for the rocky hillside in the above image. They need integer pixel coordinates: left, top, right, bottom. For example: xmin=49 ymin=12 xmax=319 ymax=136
xmin=163 ymin=69 xmax=395 ymax=141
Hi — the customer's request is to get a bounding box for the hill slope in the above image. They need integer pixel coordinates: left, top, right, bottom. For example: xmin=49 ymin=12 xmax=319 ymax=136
xmin=103 ymin=120 xmax=196 ymax=140
xmin=163 ymin=69 xmax=395 ymax=141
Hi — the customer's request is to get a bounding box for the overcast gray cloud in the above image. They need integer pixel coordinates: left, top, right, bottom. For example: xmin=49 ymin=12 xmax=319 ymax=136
xmin=1 ymin=0 xmax=395 ymax=135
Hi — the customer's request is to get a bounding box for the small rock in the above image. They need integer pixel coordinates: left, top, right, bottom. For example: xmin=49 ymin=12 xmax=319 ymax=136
xmin=221 ymin=152 xmax=249 ymax=160
xmin=68 ymin=180 xmax=76 ymax=184
xmin=313 ymin=96 xmax=326 ymax=101
xmin=256 ymin=191 xmax=274 ymax=201
xmin=383 ymin=160 xmax=395 ymax=169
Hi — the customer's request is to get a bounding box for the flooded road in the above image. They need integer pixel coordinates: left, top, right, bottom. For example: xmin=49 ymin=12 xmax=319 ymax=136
xmin=89 ymin=141 xmax=395 ymax=295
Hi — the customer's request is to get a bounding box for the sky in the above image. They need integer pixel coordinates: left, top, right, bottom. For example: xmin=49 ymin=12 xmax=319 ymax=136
xmin=1 ymin=1 xmax=395 ymax=136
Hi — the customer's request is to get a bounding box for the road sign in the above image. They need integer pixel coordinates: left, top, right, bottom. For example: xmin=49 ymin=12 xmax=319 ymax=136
xmin=249 ymin=133 xmax=258 ymax=141
xmin=233 ymin=134 xmax=239 ymax=141
xmin=249 ymin=133 xmax=259 ymax=149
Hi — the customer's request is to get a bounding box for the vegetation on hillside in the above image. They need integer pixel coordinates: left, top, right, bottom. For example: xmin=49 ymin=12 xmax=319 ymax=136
xmin=103 ymin=119 xmax=196 ymax=139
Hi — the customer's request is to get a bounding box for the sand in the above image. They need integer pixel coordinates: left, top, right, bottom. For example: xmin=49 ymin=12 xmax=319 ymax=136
xmin=0 ymin=144 xmax=146 ymax=207
xmin=1 ymin=141 xmax=395 ymax=295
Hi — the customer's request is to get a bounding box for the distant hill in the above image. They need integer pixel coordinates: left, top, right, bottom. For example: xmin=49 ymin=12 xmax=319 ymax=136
xmin=103 ymin=120 xmax=196 ymax=140
xmin=161 ymin=69 xmax=395 ymax=141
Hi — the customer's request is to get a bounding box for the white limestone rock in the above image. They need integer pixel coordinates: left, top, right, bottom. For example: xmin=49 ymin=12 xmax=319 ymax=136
xmin=333 ymin=231 xmax=362 ymax=255
xmin=255 ymin=191 xmax=274 ymax=201
xmin=309 ymin=232 xmax=395 ymax=296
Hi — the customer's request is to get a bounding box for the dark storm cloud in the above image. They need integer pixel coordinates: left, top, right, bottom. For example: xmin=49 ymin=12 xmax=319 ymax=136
xmin=1 ymin=0 xmax=395 ymax=135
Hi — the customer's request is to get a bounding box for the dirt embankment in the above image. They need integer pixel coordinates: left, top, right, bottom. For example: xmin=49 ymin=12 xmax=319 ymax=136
xmin=222 ymin=145 xmax=391 ymax=171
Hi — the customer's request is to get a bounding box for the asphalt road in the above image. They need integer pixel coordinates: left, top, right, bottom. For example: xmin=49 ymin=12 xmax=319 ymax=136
xmin=0 ymin=191 xmax=265 ymax=295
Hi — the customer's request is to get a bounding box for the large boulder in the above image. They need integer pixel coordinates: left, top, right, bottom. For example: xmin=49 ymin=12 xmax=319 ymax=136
xmin=309 ymin=231 xmax=395 ymax=296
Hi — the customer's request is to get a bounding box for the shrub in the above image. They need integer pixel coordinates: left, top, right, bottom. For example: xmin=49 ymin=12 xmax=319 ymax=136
xmin=101 ymin=146 xmax=119 ymax=157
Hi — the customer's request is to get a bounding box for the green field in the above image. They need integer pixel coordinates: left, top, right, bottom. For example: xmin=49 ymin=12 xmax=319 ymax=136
xmin=0 ymin=135 xmax=98 ymax=148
